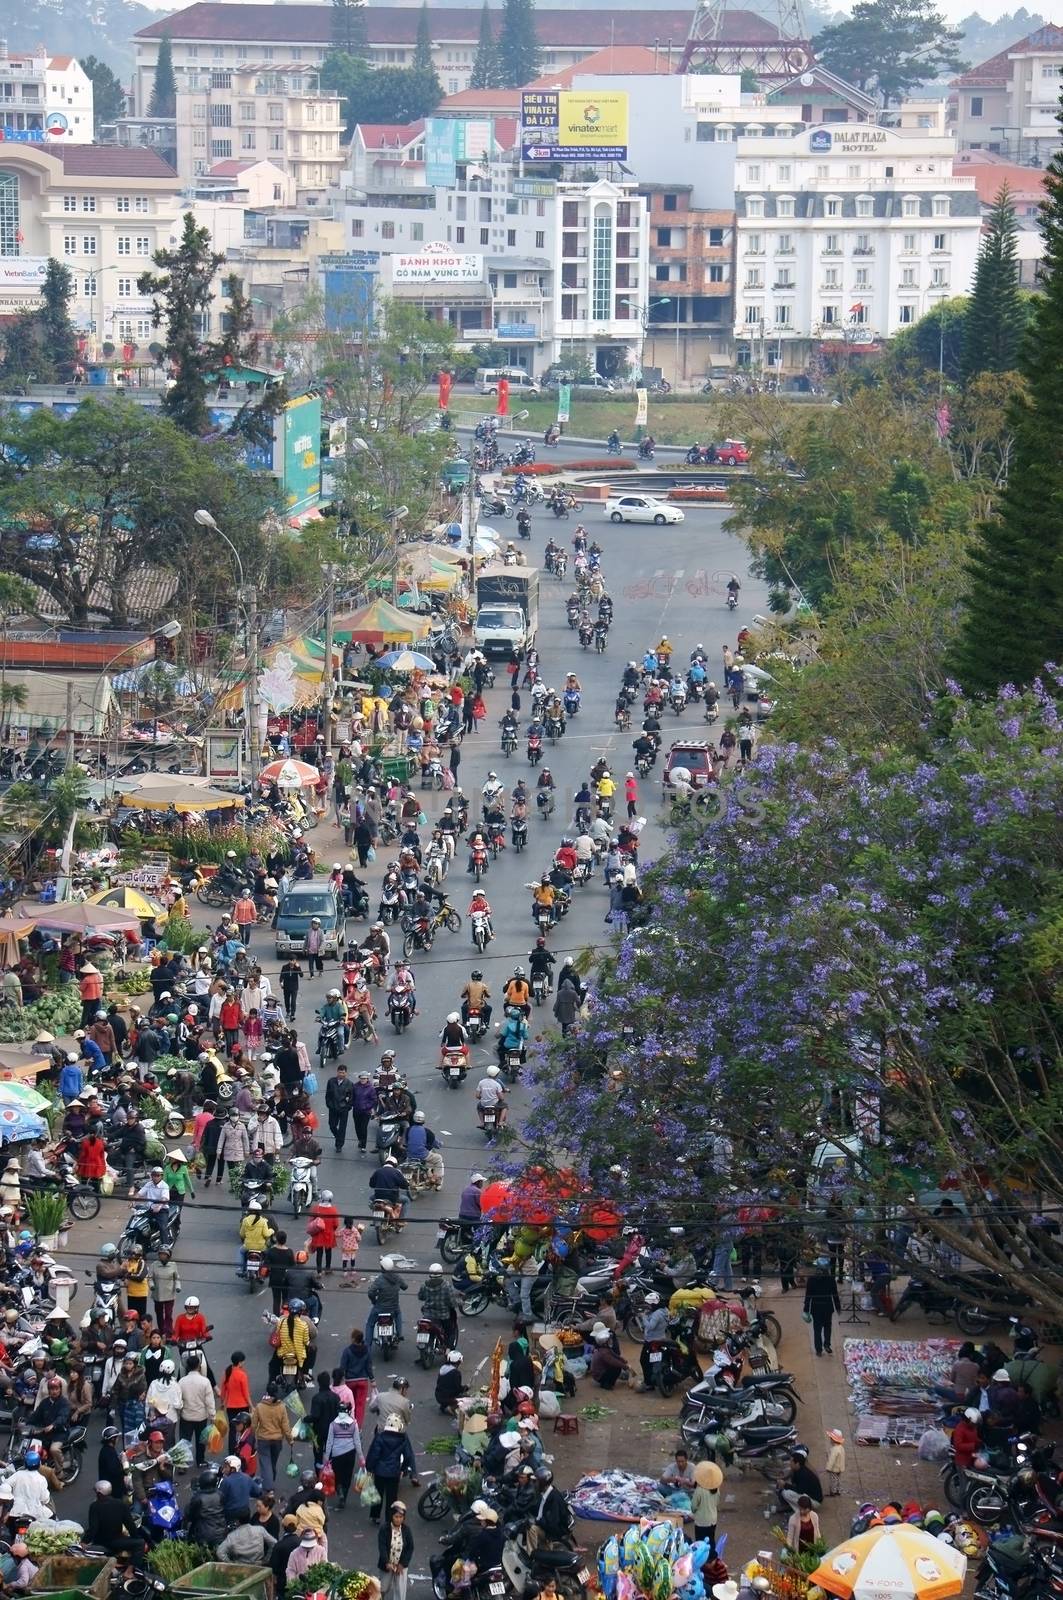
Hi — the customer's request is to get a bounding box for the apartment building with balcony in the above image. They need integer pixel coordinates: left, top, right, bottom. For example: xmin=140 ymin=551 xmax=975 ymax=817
xmin=952 ymin=24 xmax=1063 ymax=164
xmin=640 ymin=184 xmax=734 ymax=381
xmin=0 ymin=45 xmax=94 ymax=141
xmin=552 ymin=179 xmax=650 ymax=380
xmin=733 ymin=103 xmax=981 ymax=370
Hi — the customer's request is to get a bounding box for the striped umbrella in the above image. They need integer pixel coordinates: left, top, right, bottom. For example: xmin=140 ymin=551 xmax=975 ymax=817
xmin=811 ymin=1526 xmax=967 ymax=1600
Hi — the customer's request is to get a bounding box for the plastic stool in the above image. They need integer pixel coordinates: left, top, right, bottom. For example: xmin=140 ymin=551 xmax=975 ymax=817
xmin=553 ymin=1414 xmax=579 ymax=1436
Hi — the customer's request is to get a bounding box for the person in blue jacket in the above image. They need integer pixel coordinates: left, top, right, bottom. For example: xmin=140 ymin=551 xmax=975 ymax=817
xmin=364 ymin=1415 xmax=417 ymax=1523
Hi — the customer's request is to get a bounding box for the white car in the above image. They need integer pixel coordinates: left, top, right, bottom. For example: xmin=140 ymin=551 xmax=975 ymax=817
xmin=605 ymin=495 xmax=685 ymax=526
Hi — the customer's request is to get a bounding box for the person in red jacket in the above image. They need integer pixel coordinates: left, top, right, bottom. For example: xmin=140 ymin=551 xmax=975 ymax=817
xmin=625 ymin=772 xmax=638 ymax=819
xmin=76 ymin=1130 xmax=108 ymax=1191
xmin=951 ymin=1407 xmax=982 ymax=1469
xmin=308 ymin=1191 xmax=340 ymax=1274
xmin=174 ymin=1297 xmax=210 ymax=1347
xmin=219 ymin=993 xmax=241 ymax=1057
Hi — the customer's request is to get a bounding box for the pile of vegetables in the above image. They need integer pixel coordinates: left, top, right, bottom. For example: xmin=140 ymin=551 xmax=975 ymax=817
xmin=24 ymin=1526 xmax=81 ymax=1557
xmin=287 ymin=1561 xmax=345 ymax=1600
xmin=108 ymin=970 xmax=154 ymax=996
xmin=228 ymin=1159 xmax=289 ymax=1199
xmin=147 ymin=1541 xmax=214 ymax=1582
xmin=0 ymin=986 xmax=81 ymax=1045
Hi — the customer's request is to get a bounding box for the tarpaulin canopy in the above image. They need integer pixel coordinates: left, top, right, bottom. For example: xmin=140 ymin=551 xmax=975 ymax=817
xmin=0 ymin=914 xmax=34 ymax=967
xmin=398 ymin=549 xmax=462 ymax=591
xmin=811 ymin=1526 xmax=967 ymax=1600
xmin=85 ymin=886 xmax=165 ymax=918
xmin=331 ymin=600 xmax=432 ymax=645
xmin=118 ymin=773 xmax=244 ymax=812
xmin=19 ymin=902 xmax=142 ymax=934
xmin=259 ymin=758 xmax=320 ymax=789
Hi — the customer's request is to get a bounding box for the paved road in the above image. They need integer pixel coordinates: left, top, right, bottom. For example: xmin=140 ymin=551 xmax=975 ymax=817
xmin=61 ymin=501 xmax=766 ymax=1573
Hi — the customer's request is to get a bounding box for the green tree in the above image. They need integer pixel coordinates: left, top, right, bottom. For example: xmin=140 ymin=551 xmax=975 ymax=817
xmin=331 ymin=0 xmax=367 ymax=57
xmin=954 ymin=90 xmax=1063 ymax=693
xmin=413 ymin=2 xmax=434 ymax=72
xmin=80 ymin=55 xmax=126 ymax=133
xmin=321 ymin=53 xmax=442 ymax=135
xmin=147 ymin=34 xmax=176 ymax=118
xmin=497 ymin=0 xmax=541 ymax=87
xmin=0 ymin=312 xmax=47 ymax=385
xmin=962 ymin=186 xmax=1025 ymax=381
xmin=139 ymin=213 xmax=223 ymax=435
xmin=0 ymin=400 xmax=277 ymax=627
xmin=39 ymin=259 xmax=76 ymax=379
xmin=814 ymin=0 xmax=966 ymax=103
xmin=886 ymin=295 xmax=969 ymax=384
xmin=470 ymin=1 xmax=499 ymax=89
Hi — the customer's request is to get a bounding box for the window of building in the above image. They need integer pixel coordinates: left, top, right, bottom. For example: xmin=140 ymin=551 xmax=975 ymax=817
xmin=776 ymin=162 xmax=792 ymax=182
xmin=210 ymin=139 xmax=232 ymax=158
xmin=117 ymin=196 xmax=132 ymax=212
xmin=823 ymin=197 xmax=839 ymax=218
xmin=269 ymin=132 xmax=283 ymax=150
xmin=657 ymin=226 xmax=671 ymax=246
xmin=774 ymin=303 xmax=791 ymax=325
xmin=776 ymin=196 xmax=794 ymax=217
xmin=654 ymin=263 xmax=669 ymax=281
xmin=933 ymin=231 xmax=947 ymax=251
xmin=117 ymin=234 xmax=130 ymax=255
xmin=932 ymin=195 xmax=949 ymax=216
xmin=1042 ymin=63 xmax=1058 ymax=77
xmin=898 ymin=303 xmax=915 ymax=323
xmin=240 ymin=102 xmax=255 ymax=121
xmin=193 ymin=129 xmax=206 ymax=147
xmin=241 ymin=129 xmax=256 ymax=150
xmin=821 ymin=304 xmax=839 ymax=323
xmin=502 ymin=271 xmax=517 ymax=288
xmin=82 ymin=235 xmax=96 ymax=255
xmin=381 ymin=220 xmax=395 ymax=239
xmin=187 ymin=44 xmax=198 ymax=57
xmin=117 ymin=276 xmax=133 ymax=297
xmin=852 ymin=302 xmax=869 ymax=323
xmin=708 ymin=226 xmax=725 ymax=246
xmin=63 ymin=194 xmax=77 ymax=212
xmin=901 ymin=266 xmax=915 ymax=285
xmin=708 ymin=263 xmax=725 ymax=282
xmin=410 ymin=221 xmax=423 ymax=241
xmin=534 ymin=230 xmax=544 ymax=249
xmin=776 ymin=233 xmax=793 ymax=253
xmin=479 ymin=226 xmax=489 ymax=244
xmin=745 ymin=267 xmax=763 ymax=287
xmin=970 ymin=95 xmax=983 ymax=116
xmin=824 ymin=232 xmax=840 ymax=253
xmin=855 ymin=267 xmax=869 ymax=287
xmin=931 ymin=266 xmax=948 ymax=286
xmin=902 ymin=231 xmax=916 ymax=251
xmin=269 ymin=103 xmax=283 ymax=121
xmin=663 ymin=192 xmax=678 ymax=211
xmin=63 ymin=234 xmax=77 ymax=257
xmin=815 ymin=163 xmax=829 ymax=178
xmin=775 ymin=268 xmax=793 ymax=286
xmin=746 ymin=197 xmax=763 ymax=218
xmin=855 ymin=232 xmax=872 ymax=253
xmin=744 ymin=304 xmax=761 ymax=325
xmin=455 ymin=225 xmax=465 ymax=243
xmin=210 ymin=103 xmax=232 ymax=126
xmin=193 ymin=104 xmax=205 ymax=121
xmin=591 ymin=206 xmax=613 ymax=320
xmin=824 ymin=266 xmax=839 ymax=286
xmin=856 ymin=195 xmax=873 ymax=217
xmin=745 ymin=232 xmax=762 ymax=253
xmin=81 ymin=195 xmax=96 ymax=212
xmin=507 ymin=229 xmax=516 ymax=246
xmin=745 ymin=162 xmax=761 ymax=182
xmin=213 ymin=45 xmax=224 ymax=58
xmin=135 ymin=237 xmax=150 ymax=255
xmin=352 ymin=218 xmax=364 ymax=237
xmin=902 ymin=195 xmax=920 ymax=217
xmin=82 ymin=274 xmax=96 ymax=296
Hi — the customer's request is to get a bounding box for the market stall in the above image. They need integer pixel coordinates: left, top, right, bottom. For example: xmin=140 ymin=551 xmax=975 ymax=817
xmin=331 ymin=600 xmax=432 ymax=646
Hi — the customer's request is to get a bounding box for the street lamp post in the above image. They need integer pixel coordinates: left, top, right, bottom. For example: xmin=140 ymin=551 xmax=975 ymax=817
xmin=99 ymin=619 xmax=182 ymax=791
xmin=193 ymin=508 xmax=260 ymax=782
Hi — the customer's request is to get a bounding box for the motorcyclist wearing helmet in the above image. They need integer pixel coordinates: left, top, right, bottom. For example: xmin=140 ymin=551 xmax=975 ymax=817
xmin=461 ymin=971 xmax=492 ymax=1029
xmin=467 ymin=888 xmax=493 ymax=938
xmin=503 ymin=968 xmax=531 ymax=1016
xmin=528 ymin=938 xmax=556 ymax=992
xmin=481 ymin=772 xmax=505 ymax=809
xmin=173 ymin=1296 xmax=209 ymax=1347
xmin=532 ymin=874 xmax=557 ymax=925
xmin=405 ymin=1111 xmax=443 ymax=1188
xmin=440 ymin=1012 xmax=469 ymax=1052
xmin=637 ymin=1292 xmax=670 ymax=1389
xmin=476 ymin=1063 xmax=508 ymax=1128
xmin=496 ymin=1007 xmax=529 ymax=1073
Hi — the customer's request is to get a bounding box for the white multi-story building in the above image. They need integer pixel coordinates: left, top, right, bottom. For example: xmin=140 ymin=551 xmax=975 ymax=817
xmin=732 ymin=103 xmax=981 ymax=369
xmin=0 ymin=46 xmax=94 ymax=141
xmin=952 ymin=23 xmax=1063 ymax=164
xmin=174 ymin=62 xmax=344 ymax=204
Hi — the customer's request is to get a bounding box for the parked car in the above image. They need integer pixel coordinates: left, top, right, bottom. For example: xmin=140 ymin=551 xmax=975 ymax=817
xmin=542 ymin=370 xmax=618 ymax=392
xmin=275 ymin=883 xmax=346 ymax=958
xmin=605 ymin=494 xmax=684 ymax=526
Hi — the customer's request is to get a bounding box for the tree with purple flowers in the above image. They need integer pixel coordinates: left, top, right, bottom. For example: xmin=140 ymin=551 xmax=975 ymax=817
xmin=520 ymin=678 xmax=1063 ymax=1318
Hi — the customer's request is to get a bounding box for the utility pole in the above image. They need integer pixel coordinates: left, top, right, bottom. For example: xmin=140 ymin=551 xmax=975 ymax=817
xmin=64 ymin=680 xmax=74 ymax=770
xmin=321 ymin=570 xmax=335 ymax=757
xmin=465 ymin=466 xmax=479 ymax=601
xmin=247 ymin=584 xmax=260 ymax=784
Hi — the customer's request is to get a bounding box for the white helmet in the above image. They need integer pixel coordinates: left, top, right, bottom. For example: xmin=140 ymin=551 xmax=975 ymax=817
xmin=644 ymin=1291 xmax=661 ymax=1308
xmin=486 ymin=1064 xmax=500 ymax=1077
xmin=429 ymin=1263 xmax=443 ymax=1275
xmin=446 ymin=1350 xmax=463 ymax=1363
xmin=447 ymin=1012 xmax=460 ymax=1024
xmin=184 ymin=1296 xmax=200 ymax=1309
xmin=160 ymin=1360 xmax=175 ymax=1376
xmin=380 ymin=1256 xmax=396 ymax=1270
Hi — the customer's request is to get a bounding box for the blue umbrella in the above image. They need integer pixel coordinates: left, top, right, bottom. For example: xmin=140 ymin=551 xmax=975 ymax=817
xmin=376 ymin=650 xmax=436 ymax=671
xmin=0 ymin=1105 xmax=48 ymax=1144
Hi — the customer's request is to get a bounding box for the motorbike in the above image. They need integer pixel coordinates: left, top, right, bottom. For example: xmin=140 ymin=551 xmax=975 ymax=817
xmin=637 ymin=440 xmax=655 ymax=460
xmin=566 ymin=602 xmax=581 ymax=631
xmin=388 ymin=990 xmax=415 ymax=1034
xmin=502 ymin=1525 xmax=592 ymax=1600
xmin=550 ymin=499 xmax=570 ymax=520
xmin=465 ymin=1008 xmax=487 ymax=1043
xmin=546 ymin=714 xmax=564 ymax=742
xmin=975 ymin=1535 xmax=1063 ymax=1600
xmin=436 ymin=1219 xmax=476 ymax=1264
xmin=536 ymin=789 xmax=555 ymax=818
xmin=415 ymin=1317 xmax=448 ymax=1370
xmin=471 ymin=911 xmax=492 ymax=953
xmin=645 ymin=1325 xmax=702 ymax=1398
xmin=458 ymin=1264 xmax=549 ymax=1319
xmin=80 ymin=1272 xmax=123 ymax=1329
xmin=607 ymin=438 xmax=623 ymax=456
xmin=563 ymin=690 xmax=581 ymax=719
xmin=727 ymin=591 xmax=738 ymax=611
xmin=890 ymin=1276 xmax=999 ymax=1336
xmin=375 ymin=1112 xmax=407 ymax=1162
xmin=440 ymin=1047 xmax=468 ymax=1089
xmin=316 ymin=1016 xmax=343 ymax=1071
xmin=119 ymin=1203 xmax=180 ymax=1259
xmin=670 ymin=685 xmax=688 ymax=715
xmin=372 ymin=1307 xmax=400 ymax=1354
xmin=501 ymin=727 xmax=517 ymax=758
xmin=635 ymin=751 xmax=653 ymax=778
xmin=501 ymin=1045 xmax=524 ymax=1085
xmin=536 ymin=904 xmax=552 ymax=939
xmin=594 ymin=625 xmax=608 ymax=655
xmin=480 ymin=1104 xmax=501 ymax=1138
xmin=240 ymin=1247 xmax=266 ymax=1293
xmin=511 ymin=817 xmax=528 ymax=853
xmin=578 ymin=622 xmax=593 ymax=650
xmin=402 ymin=918 xmax=435 ymax=958
xmin=470 ymin=845 xmax=488 ymax=882
xmin=421 ymin=759 xmax=445 ymax=792
xmin=527 ymin=734 xmax=543 ymax=767
xmin=532 ymin=970 xmax=549 ymax=1006
xmin=288 ymin=1156 xmax=315 ymax=1216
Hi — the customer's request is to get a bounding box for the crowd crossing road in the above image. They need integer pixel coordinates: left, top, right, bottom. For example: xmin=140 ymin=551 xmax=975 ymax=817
xmin=62 ymin=498 xmax=769 ymax=1568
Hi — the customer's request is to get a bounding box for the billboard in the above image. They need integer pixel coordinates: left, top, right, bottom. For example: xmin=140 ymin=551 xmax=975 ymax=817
xmin=0 ymin=258 xmax=47 ymax=289
xmin=425 ymin=117 xmax=494 ymax=186
xmin=391 ymin=247 xmax=484 ymax=285
xmin=321 ymin=250 xmax=380 ymax=331
xmin=521 ymin=90 xmax=629 ymax=162
xmin=277 ymin=393 xmax=322 ymax=517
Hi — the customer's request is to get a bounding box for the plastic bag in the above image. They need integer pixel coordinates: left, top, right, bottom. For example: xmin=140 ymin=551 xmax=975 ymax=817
xmin=367 ymin=846 xmax=377 ymax=864
xmin=284 ymin=1389 xmax=306 ymax=1420
xmin=320 ymin=1461 xmax=337 ymax=1497
xmin=354 ymin=1467 xmax=369 ymax=1495
xmin=538 ymin=1389 xmax=561 ymax=1419
xmin=206 ymin=1426 xmax=224 ymax=1455
xmin=100 ymin=1170 xmax=115 ymax=1197
xmin=303 ymin=1070 xmax=318 ymax=1095
xmin=360 ymin=1478 xmax=382 ymax=1510
xmin=918 ymin=1426 xmax=951 ymax=1462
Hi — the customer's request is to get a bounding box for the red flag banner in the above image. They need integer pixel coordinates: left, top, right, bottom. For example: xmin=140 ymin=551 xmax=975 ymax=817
xmin=438 ymin=371 xmax=452 ymax=410
xmin=496 ymin=377 xmax=509 ymax=417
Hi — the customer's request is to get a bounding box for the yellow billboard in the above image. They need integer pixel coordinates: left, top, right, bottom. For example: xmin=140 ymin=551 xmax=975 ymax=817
xmin=521 ymin=89 xmax=629 ymax=161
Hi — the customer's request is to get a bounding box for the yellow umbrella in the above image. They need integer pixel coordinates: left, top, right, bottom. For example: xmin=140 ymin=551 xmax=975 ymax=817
xmin=86 ymin=885 xmax=165 ymax=919
xmin=0 ymin=913 xmax=34 ymax=968
xmin=810 ymin=1526 xmax=967 ymax=1600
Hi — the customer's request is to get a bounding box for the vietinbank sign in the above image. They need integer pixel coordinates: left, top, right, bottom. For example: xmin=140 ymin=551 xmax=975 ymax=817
xmin=391 ymin=245 xmax=484 ymax=284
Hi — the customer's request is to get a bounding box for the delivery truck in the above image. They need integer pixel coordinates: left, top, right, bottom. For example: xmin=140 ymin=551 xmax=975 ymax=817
xmin=473 ymin=565 xmax=539 ymax=656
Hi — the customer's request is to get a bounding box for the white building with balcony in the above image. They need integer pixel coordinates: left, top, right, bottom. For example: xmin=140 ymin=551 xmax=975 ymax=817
xmin=551 ymin=179 xmax=650 ymax=379
xmin=0 ymin=46 xmax=94 ymax=141
xmin=952 ymin=24 xmax=1063 ymax=165
xmin=732 ymin=103 xmax=981 ymax=369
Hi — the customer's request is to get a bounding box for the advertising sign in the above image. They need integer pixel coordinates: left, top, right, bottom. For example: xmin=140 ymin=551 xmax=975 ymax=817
xmin=635 ymin=387 xmax=648 ymax=428
xmin=321 ymin=250 xmax=380 ymax=331
xmin=391 ymin=246 xmax=484 ymax=284
xmin=206 ymin=730 xmax=243 ymax=781
xmin=496 ymin=323 xmax=536 ymax=340
xmin=521 ymin=89 xmax=629 ymax=162
xmin=809 ymin=128 xmax=832 ymax=152
xmin=424 ymin=118 xmax=457 ymax=187
xmin=0 ymin=258 xmax=47 ymax=289
xmin=278 ymin=392 xmax=322 ymax=516
xmin=44 ymin=111 xmax=68 ymax=137
xmin=557 ymin=384 xmax=571 ymax=424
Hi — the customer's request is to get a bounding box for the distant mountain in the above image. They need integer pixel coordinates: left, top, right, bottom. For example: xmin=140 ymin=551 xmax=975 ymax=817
xmin=0 ymin=0 xmax=154 ymax=84
xmin=954 ymin=7 xmax=1046 ymax=61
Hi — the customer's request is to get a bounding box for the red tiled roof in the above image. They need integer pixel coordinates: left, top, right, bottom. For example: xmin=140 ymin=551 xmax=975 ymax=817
xmin=527 ymin=45 xmax=675 ymax=87
xmin=951 ymin=25 xmax=1063 ymax=89
xmin=48 ymin=55 xmax=74 ymax=69
xmin=57 ymin=145 xmax=178 ymax=178
xmin=207 ymin=158 xmax=254 ymax=176
xmin=1008 ymin=24 xmax=1063 ymax=54
xmin=494 ymin=115 xmax=519 ymax=151
xmin=359 ymin=120 xmax=425 ymax=149
xmin=136 ymin=2 xmax=708 ymax=46
xmin=954 ymin=150 xmax=1047 ymax=206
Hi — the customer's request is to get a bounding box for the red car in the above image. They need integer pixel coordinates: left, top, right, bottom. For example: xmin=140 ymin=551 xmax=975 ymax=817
xmin=712 ymin=439 xmax=750 ymax=466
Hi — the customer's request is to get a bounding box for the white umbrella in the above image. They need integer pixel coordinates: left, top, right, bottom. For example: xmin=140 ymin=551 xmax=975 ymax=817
xmin=742 ymin=664 xmax=775 ymax=683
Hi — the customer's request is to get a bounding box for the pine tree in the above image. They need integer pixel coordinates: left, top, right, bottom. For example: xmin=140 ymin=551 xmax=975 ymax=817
xmin=962 ymin=185 xmax=1025 ymax=381
xmin=953 ymin=107 xmax=1063 ymax=692
xmin=331 ymin=0 xmax=367 ymax=57
xmin=413 ymin=2 xmax=434 ymax=72
xmin=40 ymin=259 xmax=76 ymax=378
xmin=138 ymin=213 xmax=224 ymax=435
xmin=147 ymin=34 xmax=176 ymax=118
xmin=470 ymin=2 xmax=499 ymax=89
xmin=497 ymin=0 xmax=540 ymax=87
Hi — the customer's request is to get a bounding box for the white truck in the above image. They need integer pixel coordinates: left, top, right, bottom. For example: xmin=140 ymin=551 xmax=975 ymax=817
xmin=473 ymin=565 xmax=539 ymax=656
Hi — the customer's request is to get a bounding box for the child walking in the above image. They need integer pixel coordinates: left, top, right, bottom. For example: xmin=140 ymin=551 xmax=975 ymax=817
xmin=339 ymin=1217 xmax=365 ymax=1285
xmin=242 ymin=1007 xmax=263 ymax=1062
xmin=826 ymin=1427 xmax=846 ymax=1496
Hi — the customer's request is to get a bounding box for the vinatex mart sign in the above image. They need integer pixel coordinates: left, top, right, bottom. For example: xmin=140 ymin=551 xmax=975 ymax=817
xmin=391 ymin=246 xmax=484 ymax=285
xmin=521 ymin=89 xmax=629 ymax=162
